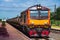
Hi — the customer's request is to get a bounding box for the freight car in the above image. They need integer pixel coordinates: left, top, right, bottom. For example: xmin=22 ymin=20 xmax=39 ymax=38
xmin=20 ymin=4 xmax=51 ymax=38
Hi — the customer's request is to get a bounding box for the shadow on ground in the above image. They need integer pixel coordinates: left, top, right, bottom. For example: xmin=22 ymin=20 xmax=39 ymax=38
xmin=0 ymin=27 xmax=9 ymax=37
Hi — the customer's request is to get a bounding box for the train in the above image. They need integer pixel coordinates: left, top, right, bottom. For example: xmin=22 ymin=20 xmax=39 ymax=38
xmin=7 ymin=4 xmax=51 ymax=38
xmin=19 ymin=4 xmax=51 ymax=38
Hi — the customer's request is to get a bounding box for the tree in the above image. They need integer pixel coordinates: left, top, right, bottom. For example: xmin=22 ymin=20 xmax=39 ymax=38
xmin=50 ymin=12 xmax=54 ymax=20
xmin=55 ymin=7 xmax=60 ymax=20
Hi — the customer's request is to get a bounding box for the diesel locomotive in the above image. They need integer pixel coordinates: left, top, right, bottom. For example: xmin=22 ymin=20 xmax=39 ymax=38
xmin=20 ymin=4 xmax=51 ymax=38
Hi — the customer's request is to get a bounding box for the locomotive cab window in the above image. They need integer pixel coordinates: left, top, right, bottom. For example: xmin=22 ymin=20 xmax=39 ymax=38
xmin=30 ymin=10 xmax=48 ymax=19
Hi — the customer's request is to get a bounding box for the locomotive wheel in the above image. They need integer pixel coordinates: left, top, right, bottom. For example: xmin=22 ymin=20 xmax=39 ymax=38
xmin=44 ymin=37 xmax=49 ymax=40
xmin=22 ymin=26 xmax=28 ymax=33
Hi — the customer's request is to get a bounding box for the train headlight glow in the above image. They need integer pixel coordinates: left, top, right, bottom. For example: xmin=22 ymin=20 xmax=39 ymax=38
xmin=44 ymin=22 xmax=48 ymax=24
xmin=29 ymin=22 xmax=34 ymax=28
xmin=37 ymin=7 xmax=41 ymax=9
xmin=31 ymin=22 xmax=34 ymax=24
xmin=44 ymin=22 xmax=48 ymax=28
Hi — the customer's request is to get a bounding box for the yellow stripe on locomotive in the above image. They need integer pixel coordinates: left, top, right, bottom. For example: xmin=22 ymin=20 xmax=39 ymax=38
xmin=29 ymin=19 xmax=49 ymax=25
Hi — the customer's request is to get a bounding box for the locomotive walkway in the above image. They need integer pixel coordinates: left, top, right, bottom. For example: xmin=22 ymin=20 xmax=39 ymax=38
xmin=0 ymin=22 xmax=30 ymax=40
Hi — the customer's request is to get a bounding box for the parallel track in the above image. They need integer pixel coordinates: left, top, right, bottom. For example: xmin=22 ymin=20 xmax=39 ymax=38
xmin=51 ymin=29 xmax=60 ymax=34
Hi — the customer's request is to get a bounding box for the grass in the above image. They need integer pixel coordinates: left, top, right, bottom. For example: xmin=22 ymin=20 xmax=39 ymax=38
xmin=51 ymin=20 xmax=60 ymax=29
xmin=51 ymin=20 xmax=60 ymax=26
xmin=51 ymin=25 xmax=60 ymax=30
xmin=52 ymin=25 xmax=60 ymax=28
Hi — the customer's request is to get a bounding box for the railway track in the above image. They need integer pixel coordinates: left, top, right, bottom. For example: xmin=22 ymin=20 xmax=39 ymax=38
xmin=7 ymin=22 xmax=60 ymax=40
xmin=30 ymin=29 xmax=60 ymax=40
xmin=51 ymin=29 xmax=60 ymax=34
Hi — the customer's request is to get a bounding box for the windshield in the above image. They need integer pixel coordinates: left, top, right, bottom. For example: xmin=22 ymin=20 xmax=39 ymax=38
xmin=30 ymin=11 xmax=48 ymax=19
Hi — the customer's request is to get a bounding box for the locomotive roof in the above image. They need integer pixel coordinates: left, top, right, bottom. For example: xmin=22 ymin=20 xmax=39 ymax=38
xmin=21 ymin=4 xmax=50 ymax=13
xmin=27 ymin=4 xmax=50 ymax=11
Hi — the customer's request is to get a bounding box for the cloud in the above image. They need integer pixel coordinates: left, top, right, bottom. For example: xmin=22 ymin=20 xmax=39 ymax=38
xmin=0 ymin=0 xmax=60 ymax=19
xmin=12 ymin=3 xmax=19 ymax=7
xmin=4 ymin=0 xmax=13 ymax=2
xmin=0 ymin=4 xmax=4 ymax=6
xmin=18 ymin=0 xmax=35 ymax=8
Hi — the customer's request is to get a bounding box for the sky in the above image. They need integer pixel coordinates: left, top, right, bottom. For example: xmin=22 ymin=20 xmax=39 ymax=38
xmin=0 ymin=0 xmax=60 ymax=19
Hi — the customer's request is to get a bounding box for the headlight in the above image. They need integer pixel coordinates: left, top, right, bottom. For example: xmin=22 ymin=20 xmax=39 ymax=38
xmin=44 ymin=22 xmax=48 ymax=24
xmin=44 ymin=22 xmax=48 ymax=28
xmin=29 ymin=22 xmax=34 ymax=28
xmin=31 ymin=22 xmax=34 ymax=24
xmin=37 ymin=7 xmax=41 ymax=9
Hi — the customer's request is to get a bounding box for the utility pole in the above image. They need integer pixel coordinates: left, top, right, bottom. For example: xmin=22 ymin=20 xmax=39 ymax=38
xmin=54 ymin=4 xmax=56 ymax=23
xmin=54 ymin=4 xmax=56 ymax=15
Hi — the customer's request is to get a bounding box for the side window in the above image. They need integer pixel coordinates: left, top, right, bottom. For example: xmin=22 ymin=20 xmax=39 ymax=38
xmin=24 ymin=13 xmax=26 ymax=23
xmin=20 ymin=13 xmax=23 ymax=22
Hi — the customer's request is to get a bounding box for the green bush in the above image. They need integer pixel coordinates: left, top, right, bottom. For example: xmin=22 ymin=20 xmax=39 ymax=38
xmin=55 ymin=21 xmax=60 ymax=26
xmin=51 ymin=20 xmax=60 ymax=26
xmin=2 ymin=21 xmax=6 ymax=27
xmin=0 ymin=19 xmax=2 ymax=22
xmin=51 ymin=20 xmax=55 ymax=24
